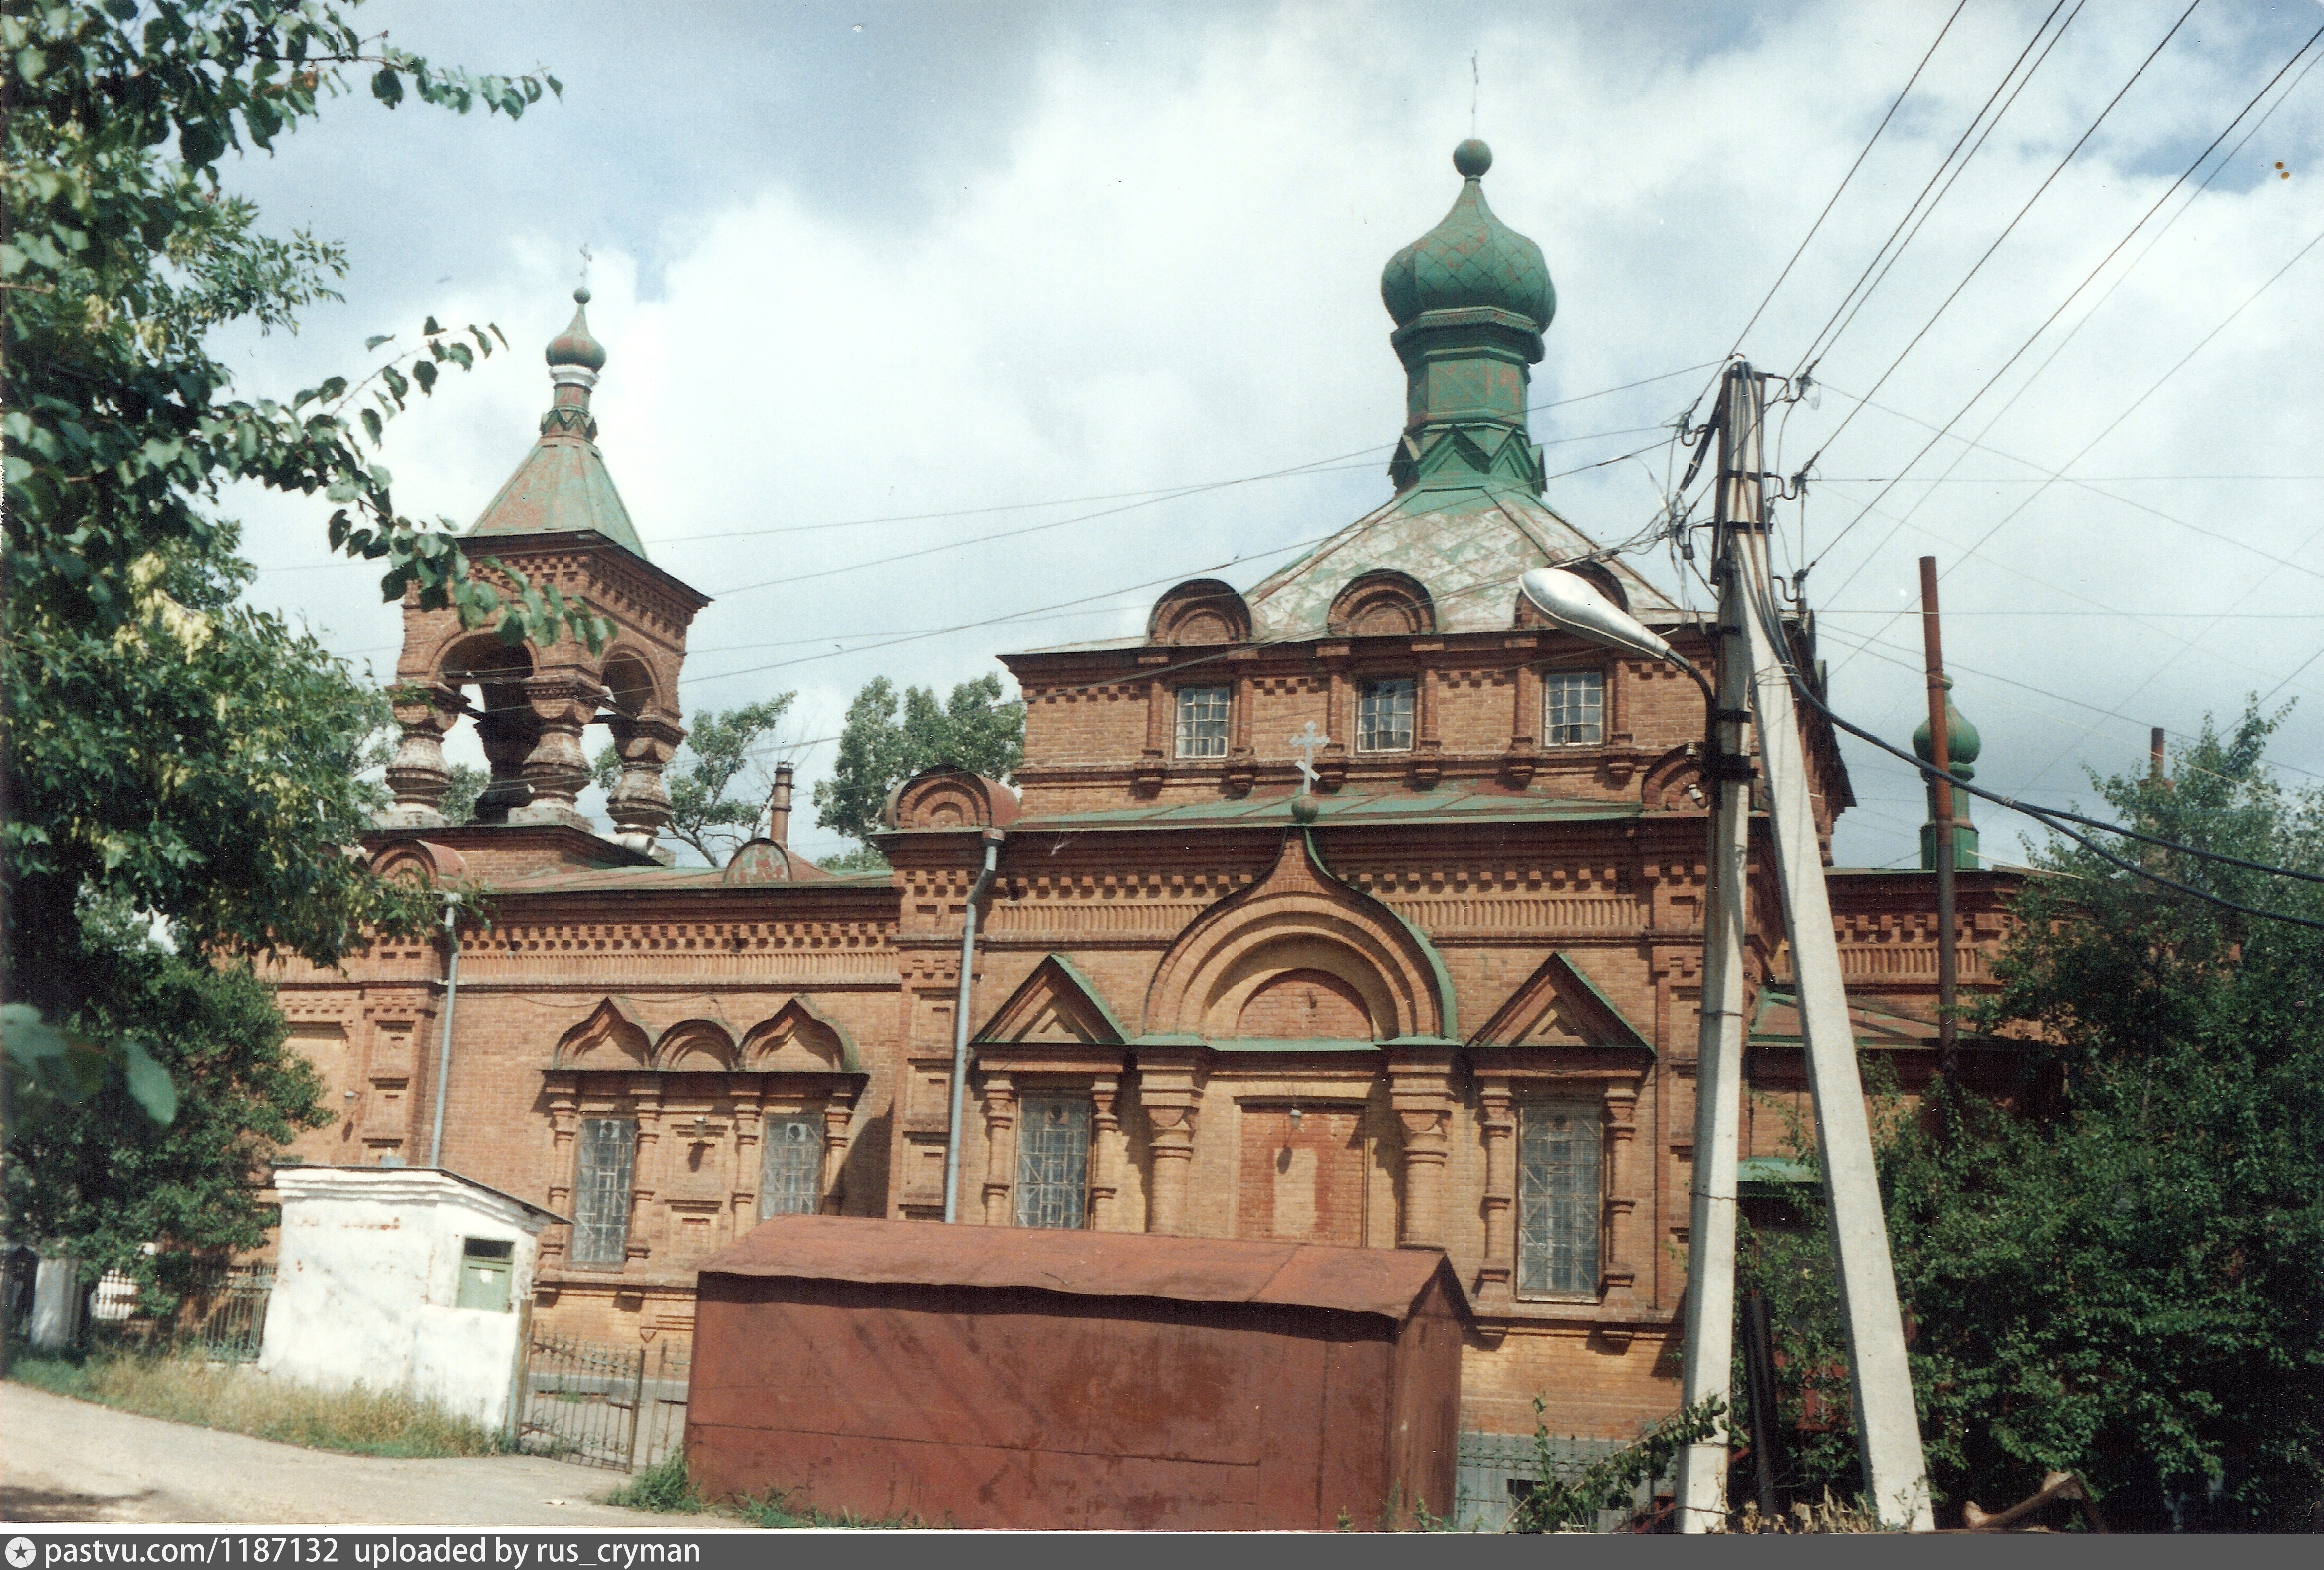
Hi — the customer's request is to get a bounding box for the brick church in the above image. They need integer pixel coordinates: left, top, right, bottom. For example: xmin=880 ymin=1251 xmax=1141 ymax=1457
xmin=269 ymin=141 xmax=2017 ymax=1450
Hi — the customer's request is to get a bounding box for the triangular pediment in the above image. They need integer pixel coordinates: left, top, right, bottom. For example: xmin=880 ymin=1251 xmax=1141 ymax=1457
xmin=1473 ymin=952 xmax=1651 ymax=1052
xmin=977 ymin=954 xmax=1126 ymax=1046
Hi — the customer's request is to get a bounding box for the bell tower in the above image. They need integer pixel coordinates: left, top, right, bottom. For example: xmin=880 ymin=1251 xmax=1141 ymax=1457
xmin=377 ymin=289 xmax=710 ymax=862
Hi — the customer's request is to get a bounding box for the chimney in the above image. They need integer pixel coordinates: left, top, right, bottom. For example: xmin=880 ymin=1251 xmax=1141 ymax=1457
xmin=768 ymin=763 xmax=794 ymax=844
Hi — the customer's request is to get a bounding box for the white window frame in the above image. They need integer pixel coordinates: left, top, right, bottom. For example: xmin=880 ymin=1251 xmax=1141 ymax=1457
xmin=1543 ymin=668 xmax=1605 ymax=747
xmin=1358 ymin=677 xmax=1416 ymax=753
xmin=1175 ymin=685 xmax=1232 ymax=759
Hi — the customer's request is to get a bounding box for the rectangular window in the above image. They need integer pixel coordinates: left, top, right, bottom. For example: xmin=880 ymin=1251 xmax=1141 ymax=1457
xmin=759 ymin=1117 xmax=822 ymax=1219
xmin=1517 ymin=1101 xmax=1602 ymax=1297
xmin=1176 ymin=686 xmax=1231 ymax=758
xmin=570 ymin=1117 xmax=636 ymax=1268
xmin=1015 ymin=1098 xmax=1091 ymax=1229
xmin=1544 ymin=670 xmax=1605 ymax=747
xmin=1358 ymin=677 xmax=1416 ymax=752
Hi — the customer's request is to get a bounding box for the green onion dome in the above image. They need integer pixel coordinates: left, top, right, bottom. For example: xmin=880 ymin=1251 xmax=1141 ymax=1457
xmin=1380 ymin=139 xmax=1555 ymax=333
xmin=545 ymin=287 xmax=607 ymax=373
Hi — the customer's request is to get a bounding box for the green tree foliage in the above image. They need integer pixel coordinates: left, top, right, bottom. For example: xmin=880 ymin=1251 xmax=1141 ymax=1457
xmin=589 ymin=696 xmax=796 ymax=864
xmin=437 ymin=763 xmax=488 ymax=827
xmin=1509 ymin=1396 xmax=1726 ymax=1533
xmin=813 ymin=673 xmax=1024 ymax=850
xmin=0 ymin=1 xmax=572 ymax=1257
xmin=4 ymin=902 xmax=333 ymax=1269
xmin=1738 ymin=706 xmax=2324 ymax=1531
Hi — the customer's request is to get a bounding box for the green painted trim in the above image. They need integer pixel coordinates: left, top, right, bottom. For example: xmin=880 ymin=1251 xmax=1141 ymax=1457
xmin=1204 ymin=1039 xmax=1383 ymax=1055
xmin=1550 ymin=951 xmax=1652 ymax=1050
xmin=1301 ymin=829 xmax=1459 ymax=1040
xmin=1126 ymin=1032 xmax=1207 ymax=1050
xmin=973 ymin=951 xmax=1128 ymax=1047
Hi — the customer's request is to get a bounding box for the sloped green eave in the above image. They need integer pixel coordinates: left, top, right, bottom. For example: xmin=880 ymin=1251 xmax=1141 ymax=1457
xmin=467 ymin=434 xmax=649 ymax=559
xmin=973 ymin=951 xmax=1129 ymax=1046
xmin=1550 ymin=951 xmax=1652 ymax=1050
xmin=1302 ymin=828 xmax=1458 ymax=1040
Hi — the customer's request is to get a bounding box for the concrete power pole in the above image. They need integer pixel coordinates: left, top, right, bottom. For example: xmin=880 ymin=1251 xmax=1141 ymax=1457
xmin=1671 ymin=368 xmax=1760 ymax=1533
xmin=1675 ymin=363 xmax=1935 ymax=1531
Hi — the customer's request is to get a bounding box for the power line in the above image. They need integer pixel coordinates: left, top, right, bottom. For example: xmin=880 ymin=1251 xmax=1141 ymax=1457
xmin=1814 ymin=390 xmax=2324 ymax=585
xmin=1742 ymin=574 xmax=2324 ymax=931
xmin=1722 ymin=0 xmax=1969 ymax=356
xmin=259 ymin=364 xmax=1720 ymax=577
xmin=1807 ymin=617 xmax=2323 ymax=788
xmin=1788 ymin=0 xmax=2079 ymax=378
xmin=1799 ymin=0 xmax=2202 ymax=482
xmin=1804 ymin=17 xmax=2324 ymax=587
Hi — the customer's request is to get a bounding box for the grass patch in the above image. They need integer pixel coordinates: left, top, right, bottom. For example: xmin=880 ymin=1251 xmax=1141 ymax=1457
xmin=600 ymin=1451 xmax=929 ymax=1528
xmin=603 ymin=1453 xmax=704 ymax=1514
xmin=4 ymin=1342 xmax=503 ymax=1459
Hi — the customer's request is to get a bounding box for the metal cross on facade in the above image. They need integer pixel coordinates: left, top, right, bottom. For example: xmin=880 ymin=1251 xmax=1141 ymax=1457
xmin=1286 ymin=722 xmax=1330 ymax=796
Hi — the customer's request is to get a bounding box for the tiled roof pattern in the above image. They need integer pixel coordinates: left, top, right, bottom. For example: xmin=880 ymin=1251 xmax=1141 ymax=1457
xmin=1242 ymin=483 xmax=1676 ymax=641
xmin=1381 ymin=177 xmax=1553 ymax=331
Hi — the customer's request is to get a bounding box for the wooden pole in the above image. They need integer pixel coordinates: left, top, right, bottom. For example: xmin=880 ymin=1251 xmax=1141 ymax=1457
xmin=1918 ymin=558 xmax=1958 ymax=1089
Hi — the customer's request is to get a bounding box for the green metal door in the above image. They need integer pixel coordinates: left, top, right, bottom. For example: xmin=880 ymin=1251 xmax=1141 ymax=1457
xmin=456 ymin=1237 xmax=514 ymax=1312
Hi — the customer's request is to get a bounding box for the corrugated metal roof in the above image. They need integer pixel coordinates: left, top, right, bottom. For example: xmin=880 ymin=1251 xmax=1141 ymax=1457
xmin=696 ymin=1213 xmax=1466 ymax=1323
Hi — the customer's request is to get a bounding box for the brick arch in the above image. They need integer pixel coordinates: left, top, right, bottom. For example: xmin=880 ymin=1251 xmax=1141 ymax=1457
xmin=654 ymin=1019 xmax=737 ymax=1072
xmin=1641 ymin=744 xmax=1707 ymax=811
xmin=1143 ymin=832 xmax=1454 ymax=1041
xmin=741 ymin=999 xmax=860 ymax=1073
xmin=553 ymin=998 xmax=650 ymax=1070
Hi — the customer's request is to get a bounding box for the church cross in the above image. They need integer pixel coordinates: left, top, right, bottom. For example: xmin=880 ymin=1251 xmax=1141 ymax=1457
xmin=1287 ymin=721 xmax=1330 ymax=796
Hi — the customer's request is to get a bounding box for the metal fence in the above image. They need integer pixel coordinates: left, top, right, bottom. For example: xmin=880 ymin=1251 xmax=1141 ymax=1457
xmin=517 ymin=1330 xmax=689 ymax=1472
xmin=3 ymin=1254 xmax=272 ymax=1362
xmin=1454 ymin=1429 xmax=1672 ymax=1533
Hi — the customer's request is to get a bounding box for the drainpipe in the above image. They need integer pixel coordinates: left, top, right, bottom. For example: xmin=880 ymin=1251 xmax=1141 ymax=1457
xmin=427 ymin=891 xmax=463 ymax=1169
xmin=941 ymin=831 xmax=1004 ymax=1223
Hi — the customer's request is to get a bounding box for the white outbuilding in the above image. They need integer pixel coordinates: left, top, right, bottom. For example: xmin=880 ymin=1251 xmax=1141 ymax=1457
xmin=259 ymin=1165 xmax=566 ymax=1431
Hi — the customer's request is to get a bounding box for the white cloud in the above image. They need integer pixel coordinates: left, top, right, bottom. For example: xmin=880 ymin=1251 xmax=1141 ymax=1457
xmin=218 ymin=0 xmax=2324 ymax=868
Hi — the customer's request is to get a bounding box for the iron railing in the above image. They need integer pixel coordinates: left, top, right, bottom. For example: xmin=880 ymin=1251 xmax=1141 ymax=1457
xmin=517 ymin=1329 xmax=689 ymax=1472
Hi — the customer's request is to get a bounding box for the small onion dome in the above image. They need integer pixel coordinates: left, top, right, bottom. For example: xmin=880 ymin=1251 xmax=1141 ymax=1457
xmin=1381 ymin=139 xmax=1555 ymax=332
xmin=1912 ymin=675 xmax=1983 ymax=769
xmin=545 ymin=286 xmax=607 ymax=372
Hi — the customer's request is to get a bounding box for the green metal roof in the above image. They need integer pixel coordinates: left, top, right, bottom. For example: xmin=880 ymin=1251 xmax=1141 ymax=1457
xmin=1380 ymin=140 xmax=1554 ymax=333
xmin=467 ymin=291 xmax=649 ymax=560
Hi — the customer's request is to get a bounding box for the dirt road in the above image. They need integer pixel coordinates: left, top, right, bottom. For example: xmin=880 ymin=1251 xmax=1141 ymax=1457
xmin=0 ymin=1383 xmax=730 ymax=1528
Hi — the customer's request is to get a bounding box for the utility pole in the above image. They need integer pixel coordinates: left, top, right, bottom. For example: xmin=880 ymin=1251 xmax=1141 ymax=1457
xmin=1671 ymin=366 xmax=1758 ymax=1535
xmin=1679 ymin=363 xmax=1935 ymax=1531
xmin=1918 ymin=557 xmax=1958 ymax=1089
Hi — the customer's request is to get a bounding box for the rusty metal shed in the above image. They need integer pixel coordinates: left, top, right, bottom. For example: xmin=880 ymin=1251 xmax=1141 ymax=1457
xmin=684 ymin=1215 xmax=1467 ymax=1530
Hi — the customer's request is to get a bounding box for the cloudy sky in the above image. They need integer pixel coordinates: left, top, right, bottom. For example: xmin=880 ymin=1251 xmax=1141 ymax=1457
xmin=213 ymin=0 xmax=2324 ymax=869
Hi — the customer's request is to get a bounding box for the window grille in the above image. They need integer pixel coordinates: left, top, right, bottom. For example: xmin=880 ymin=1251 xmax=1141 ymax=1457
xmin=1176 ymin=686 xmax=1231 ymax=758
xmin=1014 ymin=1098 xmax=1091 ymax=1229
xmin=571 ymin=1117 xmax=637 ymax=1268
xmin=759 ymin=1117 xmax=821 ymax=1218
xmin=1358 ymin=677 xmax=1416 ymax=752
xmin=1517 ymin=1101 xmax=1602 ymax=1296
xmin=1544 ymin=670 xmax=1605 ymax=746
